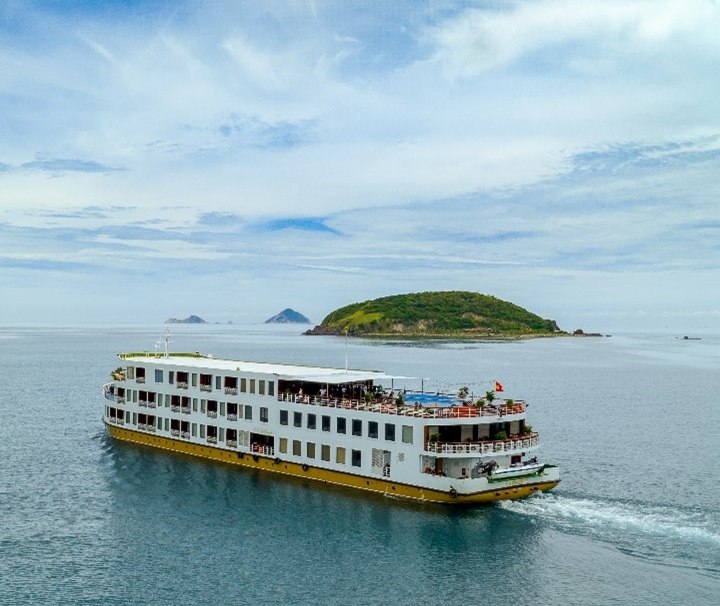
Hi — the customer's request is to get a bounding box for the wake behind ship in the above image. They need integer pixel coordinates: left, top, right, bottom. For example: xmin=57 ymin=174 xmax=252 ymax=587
xmin=103 ymin=351 xmax=559 ymax=504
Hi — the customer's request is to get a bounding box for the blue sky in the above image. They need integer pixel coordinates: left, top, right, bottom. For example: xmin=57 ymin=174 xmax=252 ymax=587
xmin=1 ymin=0 xmax=719 ymax=331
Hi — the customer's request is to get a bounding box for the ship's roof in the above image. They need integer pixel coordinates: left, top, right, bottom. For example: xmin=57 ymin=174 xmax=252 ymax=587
xmin=118 ymin=353 xmax=402 ymax=384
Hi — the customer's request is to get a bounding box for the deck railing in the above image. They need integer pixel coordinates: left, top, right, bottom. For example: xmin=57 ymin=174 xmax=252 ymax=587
xmin=200 ymin=384 xmax=212 ymax=392
xmin=207 ymin=410 xmax=218 ymax=418
xmin=425 ymin=433 xmax=539 ymax=455
xmin=225 ymin=387 xmax=238 ymax=395
xmin=276 ymin=393 xmax=526 ymax=419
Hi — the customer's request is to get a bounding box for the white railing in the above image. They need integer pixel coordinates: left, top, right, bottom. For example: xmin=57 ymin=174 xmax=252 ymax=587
xmin=171 ymin=405 xmax=180 ymax=412
xmin=250 ymin=444 xmax=274 ymax=456
xmin=136 ymin=377 xmax=146 ymax=384
xmin=425 ymin=433 xmax=539 ymax=455
xmin=226 ymin=439 xmax=238 ymax=448
xmin=171 ymin=429 xmax=180 ymax=437
xmin=276 ymin=392 xmax=526 ymax=419
xmin=225 ymin=387 xmax=238 ymax=395
xmin=207 ymin=410 xmax=218 ymax=418
xmin=181 ymin=407 xmax=191 ymax=415
xmin=110 ymin=417 xmax=124 ymax=425
xmin=181 ymin=431 xmax=190 ymax=439
xmin=206 ymin=436 xmax=218 ymax=444
xmin=116 ymin=396 xmax=125 ymax=404
xmin=138 ymin=400 xmax=147 ymax=407
xmin=227 ymin=413 xmax=238 ymax=421
xmin=148 ymin=401 xmax=156 ymax=409
xmin=177 ymin=382 xmax=188 ymax=389
xmin=200 ymin=384 xmax=212 ymax=392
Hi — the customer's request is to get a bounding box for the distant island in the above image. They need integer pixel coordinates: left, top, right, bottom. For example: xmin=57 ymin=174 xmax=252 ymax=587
xmin=305 ymin=291 xmax=562 ymax=338
xmin=265 ymin=308 xmax=311 ymax=324
xmin=166 ymin=315 xmax=207 ymax=324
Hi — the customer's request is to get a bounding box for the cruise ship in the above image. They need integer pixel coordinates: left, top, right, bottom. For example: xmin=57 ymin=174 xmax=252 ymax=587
xmin=102 ymin=351 xmax=559 ymax=504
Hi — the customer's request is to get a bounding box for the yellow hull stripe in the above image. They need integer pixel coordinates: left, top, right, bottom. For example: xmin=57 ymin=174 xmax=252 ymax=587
xmin=105 ymin=423 xmax=559 ymax=505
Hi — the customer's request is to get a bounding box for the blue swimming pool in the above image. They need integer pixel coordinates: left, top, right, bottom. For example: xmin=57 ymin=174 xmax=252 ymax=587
xmin=402 ymin=391 xmax=457 ymax=406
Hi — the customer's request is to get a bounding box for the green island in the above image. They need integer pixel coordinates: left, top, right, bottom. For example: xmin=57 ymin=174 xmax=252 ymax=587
xmin=305 ymin=291 xmax=563 ymax=339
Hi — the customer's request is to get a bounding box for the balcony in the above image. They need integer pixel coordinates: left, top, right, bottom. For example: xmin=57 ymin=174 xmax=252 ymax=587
xmin=251 ymin=444 xmax=274 ymax=456
xmin=136 ymin=377 xmax=146 ymax=384
xmin=138 ymin=400 xmax=147 ymax=407
xmin=171 ymin=429 xmax=180 ymax=437
xmin=115 ymin=396 xmax=126 ymax=404
xmin=227 ymin=413 xmax=238 ymax=421
xmin=207 ymin=410 xmax=218 ymax=418
xmin=225 ymin=387 xmax=238 ymax=396
xmin=425 ymin=433 xmax=539 ymax=456
xmin=181 ymin=431 xmax=190 ymax=439
xmin=206 ymin=436 xmax=218 ymax=444
xmin=171 ymin=405 xmax=180 ymax=412
xmin=148 ymin=401 xmax=156 ymax=409
xmin=226 ymin=439 xmax=238 ymax=448
xmin=177 ymin=382 xmax=188 ymax=389
xmin=181 ymin=406 xmax=191 ymax=415
xmin=200 ymin=384 xmax=212 ymax=392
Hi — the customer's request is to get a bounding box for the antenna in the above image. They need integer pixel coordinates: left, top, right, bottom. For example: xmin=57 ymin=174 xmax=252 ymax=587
xmin=163 ymin=327 xmax=172 ymax=358
xmin=344 ymin=328 xmax=349 ymax=372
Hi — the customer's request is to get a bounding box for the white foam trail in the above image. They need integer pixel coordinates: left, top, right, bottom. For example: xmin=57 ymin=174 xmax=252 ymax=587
xmin=500 ymin=493 xmax=720 ymax=547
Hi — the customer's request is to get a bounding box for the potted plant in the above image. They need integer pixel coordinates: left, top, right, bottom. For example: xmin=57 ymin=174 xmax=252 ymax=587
xmin=494 ymin=430 xmax=507 ymax=440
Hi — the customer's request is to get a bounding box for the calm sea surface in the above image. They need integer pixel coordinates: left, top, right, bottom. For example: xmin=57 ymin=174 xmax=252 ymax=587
xmin=1 ymin=325 xmax=719 ymax=605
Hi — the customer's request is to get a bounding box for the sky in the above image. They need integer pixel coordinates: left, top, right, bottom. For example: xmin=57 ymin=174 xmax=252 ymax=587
xmin=1 ymin=0 xmax=719 ymax=332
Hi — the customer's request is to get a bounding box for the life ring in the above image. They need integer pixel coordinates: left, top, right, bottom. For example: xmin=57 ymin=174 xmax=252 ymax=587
xmin=302 ymin=464 xmax=309 ymax=471
xmin=449 ymin=488 xmax=458 ymax=499
xmin=274 ymin=457 xmax=280 ymax=465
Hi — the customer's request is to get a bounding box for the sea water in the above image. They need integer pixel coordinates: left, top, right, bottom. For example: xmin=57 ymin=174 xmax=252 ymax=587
xmin=1 ymin=325 xmax=718 ymax=605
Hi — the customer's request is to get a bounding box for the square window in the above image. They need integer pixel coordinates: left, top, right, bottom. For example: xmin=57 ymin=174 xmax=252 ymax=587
xmin=294 ymin=412 xmax=302 ymax=427
xmin=352 ymin=419 xmax=362 ymax=436
xmin=293 ymin=440 xmax=301 ymax=456
xmin=245 ymin=406 xmax=253 ymax=420
xmin=385 ymin=423 xmax=396 ymax=441
xmin=307 ymin=414 xmax=316 ymax=430
xmin=402 ymin=425 xmax=413 ymax=444
xmin=155 ymin=369 xmax=163 ymax=383
xmin=337 ymin=417 xmax=346 ymax=434
xmin=280 ymin=410 xmax=288 ymax=425
xmin=321 ymin=415 xmax=331 ymax=431
xmin=321 ymin=444 xmax=330 ymax=461
xmin=368 ymin=421 xmax=378 ymax=438
xmin=336 ymin=447 xmax=346 ymax=464
xmin=279 ymin=438 xmax=288 ymax=454
xmin=307 ymin=442 xmax=316 ymax=459
xmin=351 ymin=449 xmax=362 ymax=467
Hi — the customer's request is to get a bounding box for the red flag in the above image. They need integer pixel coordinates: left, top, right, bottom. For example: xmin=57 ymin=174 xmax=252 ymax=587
xmin=495 ymin=380 xmax=504 ymax=392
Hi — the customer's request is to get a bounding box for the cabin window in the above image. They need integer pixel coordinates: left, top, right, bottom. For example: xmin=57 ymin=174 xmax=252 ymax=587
xmin=132 ymin=413 xmax=137 ymax=425
xmin=193 ymin=398 xmax=198 ymax=412
xmin=351 ymin=450 xmax=362 ymax=467
xmin=321 ymin=444 xmax=331 ymax=461
xmin=293 ymin=440 xmax=301 ymax=456
xmin=165 ymin=419 xmax=169 ymax=431
xmin=127 ymin=366 xmax=135 ymax=380
xmin=132 ymin=390 xmax=137 ymax=403
xmin=191 ymin=423 xmax=196 ymax=436
xmin=155 ymin=369 xmax=163 ymax=383
xmin=165 ymin=394 xmax=170 ymax=407
xmin=352 ymin=419 xmax=362 ymax=436
xmin=216 ymin=376 xmax=221 ymax=390
xmin=321 ymin=415 xmax=331 ymax=432
xmin=244 ymin=406 xmax=253 ymax=420
xmin=280 ymin=410 xmax=288 ymax=425
xmin=157 ymin=417 xmax=162 ymax=429
xmin=336 ymin=447 xmax=346 ymax=464
xmin=337 ymin=417 xmax=346 ymax=434
xmin=294 ymin=412 xmax=302 ymax=427
xmin=250 ymin=379 xmax=256 ymax=394
xmin=259 ymin=380 xmax=265 ymax=395
xmin=385 ymin=424 xmax=396 ymax=441
xmin=260 ymin=407 xmax=268 ymax=423
xmin=125 ymin=411 xmax=130 ymax=423
xmin=200 ymin=425 xmax=205 ymax=438
xmin=307 ymin=414 xmax=316 ymax=430
xmin=268 ymin=381 xmax=275 ymax=396
xmin=200 ymin=400 xmax=206 ymax=414
xmin=169 ymin=371 xmax=174 ymax=384
xmin=307 ymin=442 xmax=316 ymax=459
xmin=240 ymin=378 xmax=247 ymax=393
xmin=191 ymin=373 xmax=197 ymax=387
xmin=368 ymin=421 xmax=378 ymax=439
xmin=219 ymin=428 xmax=225 ymax=442
xmin=402 ymin=425 xmax=413 ymax=444
xmin=279 ymin=438 xmax=288 ymax=454
xmin=220 ymin=402 xmax=226 ymax=416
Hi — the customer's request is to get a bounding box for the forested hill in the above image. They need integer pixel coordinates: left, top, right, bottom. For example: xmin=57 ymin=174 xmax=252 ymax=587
xmin=305 ymin=291 xmax=562 ymax=338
